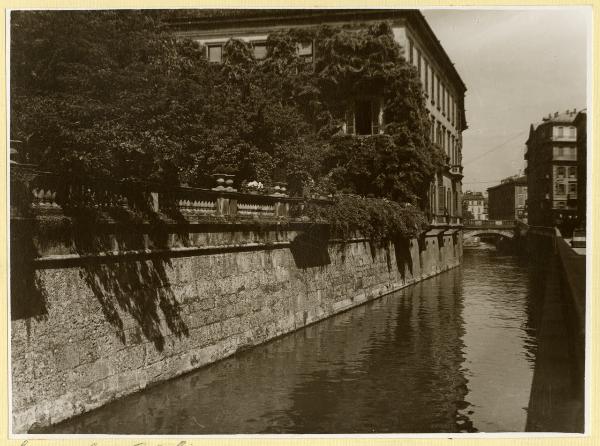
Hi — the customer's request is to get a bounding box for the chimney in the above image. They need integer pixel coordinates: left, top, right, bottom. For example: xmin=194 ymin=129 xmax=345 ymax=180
xmin=573 ymin=108 xmax=577 ymax=114
xmin=554 ymin=112 xmax=559 ymax=118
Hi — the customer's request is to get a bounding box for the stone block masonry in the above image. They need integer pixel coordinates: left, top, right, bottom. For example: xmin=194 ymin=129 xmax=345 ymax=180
xmin=11 ymin=219 xmax=462 ymax=433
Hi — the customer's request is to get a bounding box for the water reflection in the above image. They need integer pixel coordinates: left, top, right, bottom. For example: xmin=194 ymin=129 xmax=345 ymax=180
xmin=43 ymin=249 xmax=539 ymax=434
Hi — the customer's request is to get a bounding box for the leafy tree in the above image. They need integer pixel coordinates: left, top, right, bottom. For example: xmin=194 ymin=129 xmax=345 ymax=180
xmin=11 ymin=11 xmax=442 ymax=208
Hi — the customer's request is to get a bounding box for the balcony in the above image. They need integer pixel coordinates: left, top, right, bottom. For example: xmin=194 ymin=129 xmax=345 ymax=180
xmin=551 ymin=135 xmax=577 ymax=142
xmin=449 ymin=164 xmax=463 ymax=177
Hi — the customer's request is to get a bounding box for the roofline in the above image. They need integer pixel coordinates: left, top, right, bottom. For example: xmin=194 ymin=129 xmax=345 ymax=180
xmin=487 ymin=179 xmax=527 ymax=191
xmin=163 ymin=9 xmax=467 ymax=93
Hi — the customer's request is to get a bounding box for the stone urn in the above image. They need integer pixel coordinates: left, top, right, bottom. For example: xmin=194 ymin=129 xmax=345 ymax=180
xmin=212 ymin=173 xmax=236 ymax=192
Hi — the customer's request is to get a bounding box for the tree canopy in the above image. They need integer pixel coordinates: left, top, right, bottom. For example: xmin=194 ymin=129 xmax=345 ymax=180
xmin=11 ymin=10 xmax=443 ymax=208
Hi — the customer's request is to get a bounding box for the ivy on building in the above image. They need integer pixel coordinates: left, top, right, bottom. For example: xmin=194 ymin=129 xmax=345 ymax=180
xmin=11 ymin=11 xmax=444 ymax=239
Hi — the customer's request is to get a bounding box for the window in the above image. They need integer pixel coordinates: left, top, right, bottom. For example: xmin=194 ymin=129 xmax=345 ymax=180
xmin=424 ymin=61 xmax=429 ymax=92
xmin=568 ymin=166 xmax=577 ymax=178
xmin=298 ymin=41 xmax=313 ymax=62
xmin=346 ymin=99 xmax=383 ymax=136
xmin=442 ymin=84 xmax=446 ymax=115
xmin=252 ymin=42 xmax=267 ymax=60
xmin=557 ymin=166 xmax=566 ymax=178
xmin=556 ymin=147 xmax=565 ymax=157
xmin=557 ymin=126 xmax=564 ymax=137
xmin=447 ymin=130 xmax=451 ymax=157
xmin=436 ymin=77 xmax=440 ymax=108
xmin=431 ymin=72 xmax=436 ymax=103
xmin=569 ymin=127 xmax=576 ymax=138
xmin=207 ymin=44 xmax=223 ymax=63
xmin=557 ymin=201 xmax=566 ymax=209
xmin=568 ymin=183 xmax=577 ymax=194
xmin=556 ymin=182 xmax=566 ymax=194
xmin=431 ymin=116 xmax=435 ymax=140
xmin=409 ymin=39 xmax=414 ymax=64
xmin=452 ymin=100 xmax=456 ymax=126
xmin=417 ymin=49 xmax=422 ymax=77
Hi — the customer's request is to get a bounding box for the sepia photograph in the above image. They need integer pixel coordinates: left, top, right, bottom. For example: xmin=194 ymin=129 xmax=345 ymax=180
xmin=8 ymin=7 xmax=590 ymax=436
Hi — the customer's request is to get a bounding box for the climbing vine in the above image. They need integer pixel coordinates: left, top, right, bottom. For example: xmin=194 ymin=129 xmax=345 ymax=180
xmin=11 ymin=12 xmax=442 ymax=235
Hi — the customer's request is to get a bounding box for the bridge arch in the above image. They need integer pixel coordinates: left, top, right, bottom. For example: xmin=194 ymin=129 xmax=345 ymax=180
xmin=463 ymin=229 xmax=515 ymax=240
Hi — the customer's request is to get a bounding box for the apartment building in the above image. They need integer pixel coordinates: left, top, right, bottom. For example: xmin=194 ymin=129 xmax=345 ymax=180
xmin=462 ymin=191 xmax=486 ymax=220
xmin=487 ymin=175 xmax=527 ymax=222
xmin=525 ymin=109 xmax=579 ymax=228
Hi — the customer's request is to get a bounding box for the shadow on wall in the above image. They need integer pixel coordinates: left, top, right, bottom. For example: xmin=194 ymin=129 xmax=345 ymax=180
xmin=10 ymin=205 xmax=190 ymax=353
xmin=393 ymin=237 xmax=413 ymax=281
xmin=10 ymin=219 xmax=49 ymax=322
xmin=71 ymin=211 xmax=189 ymax=352
xmin=290 ymin=225 xmax=331 ymax=269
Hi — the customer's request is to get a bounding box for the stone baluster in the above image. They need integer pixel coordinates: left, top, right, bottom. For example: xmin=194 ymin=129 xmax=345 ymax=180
xmin=31 ymin=187 xmax=61 ymax=213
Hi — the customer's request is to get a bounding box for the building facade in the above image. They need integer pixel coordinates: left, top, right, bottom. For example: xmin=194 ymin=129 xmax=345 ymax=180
xmin=462 ymin=191 xmax=486 ymax=220
xmin=525 ymin=110 xmax=579 ymax=229
xmin=487 ymin=175 xmax=527 ymax=221
xmin=574 ymin=109 xmax=587 ymax=227
xmin=166 ymin=10 xmax=467 ymax=224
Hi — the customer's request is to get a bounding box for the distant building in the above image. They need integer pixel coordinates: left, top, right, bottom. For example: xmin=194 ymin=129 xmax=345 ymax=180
xmin=525 ymin=109 xmax=579 ymax=229
xmin=462 ymin=191 xmax=486 ymax=220
xmin=574 ymin=109 xmax=587 ymax=227
xmin=487 ymin=175 xmax=528 ymax=221
xmin=166 ymin=9 xmax=467 ymax=224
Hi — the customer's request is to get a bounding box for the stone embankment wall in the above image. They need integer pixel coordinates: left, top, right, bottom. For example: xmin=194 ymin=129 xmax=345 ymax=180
xmin=11 ymin=216 xmax=462 ymax=433
xmin=525 ymin=229 xmax=585 ymax=432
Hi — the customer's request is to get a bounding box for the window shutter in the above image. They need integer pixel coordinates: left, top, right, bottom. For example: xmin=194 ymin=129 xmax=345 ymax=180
xmin=345 ymin=109 xmax=355 ymax=135
xmin=438 ymin=185 xmax=445 ymax=211
xmin=371 ymin=100 xmax=381 ymax=134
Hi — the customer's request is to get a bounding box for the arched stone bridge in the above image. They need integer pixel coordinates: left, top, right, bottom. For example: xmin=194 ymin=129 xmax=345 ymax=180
xmin=462 ymin=219 xmax=520 ymax=240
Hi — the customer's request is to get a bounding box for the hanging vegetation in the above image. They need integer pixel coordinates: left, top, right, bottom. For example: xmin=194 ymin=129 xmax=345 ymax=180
xmin=11 ymin=11 xmax=443 ymax=238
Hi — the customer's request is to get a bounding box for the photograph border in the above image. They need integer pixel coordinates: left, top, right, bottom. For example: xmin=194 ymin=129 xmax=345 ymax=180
xmin=1 ymin=1 xmax=597 ymax=445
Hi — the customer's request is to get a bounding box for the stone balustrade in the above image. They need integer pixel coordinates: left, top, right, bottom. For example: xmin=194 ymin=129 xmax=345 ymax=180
xmin=10 ymin=164 xmax=318 ymax=222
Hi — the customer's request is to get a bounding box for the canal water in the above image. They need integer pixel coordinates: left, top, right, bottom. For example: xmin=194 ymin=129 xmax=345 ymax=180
xmin=44 ymin=247 xmax=544 ymax=434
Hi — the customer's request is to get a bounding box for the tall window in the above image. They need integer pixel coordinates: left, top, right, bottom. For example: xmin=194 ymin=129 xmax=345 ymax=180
xmin=409 ymin=39 xmax=414 ymax=64
xmin=442 ymin=84 xmax=446 ymax=115
xmin=568 ymin=166 xmax=577 ymax=178
xmin=568 ymin=183 xmax=577 ymax=194
xmin=417 ymin=49 xmax=422 ymax=77
xmin=557 ymin=166 xmax=566 ymax=178
xmin=431 ymin=116 xmax=435 ymax=140
xmin=436 ymin=77 xmax=440 ymax=108
xmin=557 ymin=126 xmax=564 ymax=137
xmin=346 ymin=99 xmax=383 ymax=136
xmin=424 ymin=61 xmax=429 ymax=92
xmin=431 ymin=72 xmax=436 ymax=103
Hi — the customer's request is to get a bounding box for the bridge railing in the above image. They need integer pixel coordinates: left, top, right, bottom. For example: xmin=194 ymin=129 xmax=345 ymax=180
xmin=430 ymin=214 xmax=462 ymax=226
xmin=463 ymin=219 xmax=516 ymax=227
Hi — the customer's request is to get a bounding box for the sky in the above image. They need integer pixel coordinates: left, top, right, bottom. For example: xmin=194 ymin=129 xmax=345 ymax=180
xmin=421 ymin=8 xmax=589 ymax=193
